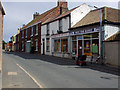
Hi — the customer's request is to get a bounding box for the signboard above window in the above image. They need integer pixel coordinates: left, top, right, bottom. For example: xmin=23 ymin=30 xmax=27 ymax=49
xmin=69 ymin=27 xmax=104 ymax=36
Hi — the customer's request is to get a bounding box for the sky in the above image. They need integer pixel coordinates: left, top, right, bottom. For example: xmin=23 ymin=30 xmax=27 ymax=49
xmin=1 ymin=0 xmax=119 ymax=42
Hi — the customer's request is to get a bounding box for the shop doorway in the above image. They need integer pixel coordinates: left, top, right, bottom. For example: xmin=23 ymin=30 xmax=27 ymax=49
xmin=78 ymin=40 xmax=82 ymax=56
xmin=84 ymin=40 xmax=91 ymax=56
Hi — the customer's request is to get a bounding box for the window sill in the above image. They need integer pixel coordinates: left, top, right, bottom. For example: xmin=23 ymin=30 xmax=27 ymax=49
xmin=35 ymin=34 xmax=38 ymax=36
xmin=30 ymin=35 xmax=33 ymax=37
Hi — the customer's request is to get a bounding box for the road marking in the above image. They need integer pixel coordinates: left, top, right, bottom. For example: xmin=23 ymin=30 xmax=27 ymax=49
xmin=8 ymin=72 xmax=17 ymax=75
xmin=16 ymin=64 xmax=43 ymax=88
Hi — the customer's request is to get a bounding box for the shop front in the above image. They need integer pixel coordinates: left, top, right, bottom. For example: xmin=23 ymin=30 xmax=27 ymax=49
xmin=52 ymin=33 xmax=69 ymax=58
xmin=70 ymin=27 xmax=104 ymax=60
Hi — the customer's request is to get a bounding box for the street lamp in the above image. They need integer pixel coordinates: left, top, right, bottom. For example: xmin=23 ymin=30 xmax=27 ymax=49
xmin=88 ymin=5 xmax=104 ymax=64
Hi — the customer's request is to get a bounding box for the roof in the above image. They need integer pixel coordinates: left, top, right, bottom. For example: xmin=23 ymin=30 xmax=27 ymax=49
xmin=42 ymin=7 xmax=77 ymax=24
xmin=22 ymin=4 xmax=77 ymax=29
xmin=0 ymin=2 xmax=5 ymax=15
xmin=71 ymin=7 xmax=120 ymax=29
xmin=22 ymin=7 xmax=58 ymax=29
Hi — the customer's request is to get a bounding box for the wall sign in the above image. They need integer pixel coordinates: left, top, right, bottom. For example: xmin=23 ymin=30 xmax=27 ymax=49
xmin=69 ymin=27 xmax=104 ymax=36
xmin=52 ymin=33 xmax=69 ymax=38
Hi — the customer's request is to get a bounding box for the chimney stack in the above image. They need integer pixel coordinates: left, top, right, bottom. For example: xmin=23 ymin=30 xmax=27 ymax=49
xmin=33 ymin=12 xmax=40 ymax=19
xmin=57 ymin=0 xmax=68 ymax=14
xmin=58 ymin=0 xmax=68 ymax=8
xmin=23 ymin=24 xmax=25 ymax=27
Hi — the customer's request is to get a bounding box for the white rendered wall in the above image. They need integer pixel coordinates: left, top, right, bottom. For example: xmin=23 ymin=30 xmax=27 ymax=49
xmin=71 ymin=3 xmax=90 ymax=27
xmin=41 ymin=25 xmax=46 ymax=54
xmin=0 ymin=9 xmax=3 ymax=71
xmin=104 ymin=24 xmax=119 ymax=40
xmin=50 ymin=20 xmax=59 ymax=35
xmin=62 ymin=16 xmax=70 ymax=32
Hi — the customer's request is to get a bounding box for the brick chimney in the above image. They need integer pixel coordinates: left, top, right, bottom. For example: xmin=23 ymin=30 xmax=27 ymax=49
xmin=23 ymin=24 xmax=25 ymax=27
xmin=33 ymin=12 xmax=40 ymax=19
xmin=57 ymin=0 xmax=68 ymax=14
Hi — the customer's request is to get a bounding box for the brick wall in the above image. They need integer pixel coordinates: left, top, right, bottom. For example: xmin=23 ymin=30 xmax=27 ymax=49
xmin=19 ymin=23 xmax=41 ymax=54
xmin=0 ymin=8 xmax=3 ymax=71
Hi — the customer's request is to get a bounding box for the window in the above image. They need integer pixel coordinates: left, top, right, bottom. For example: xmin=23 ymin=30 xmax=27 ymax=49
xmin=61 ymin=38 xmax=68 ymax=52
xmin=46 ymin=38 xmax=50 ymax=51
xmin=25 ymin=29 xmax=27 ymax=38
xmin=35 ymin=40 xmax=38 ymax=51
xmin=35 ymin=25 xmax=38 ymax=35
xmin=47 ymin=24 xmax=49 ymax=35
xmin=59 ymin=19 xmax=62 ymax=31
xmin=22 ymin=31 xmax=24 ymax=38
xmin=54 ymin=39 xmax=60 ymax=52
xmin=31 ymin=27 xmax=33 ymax=36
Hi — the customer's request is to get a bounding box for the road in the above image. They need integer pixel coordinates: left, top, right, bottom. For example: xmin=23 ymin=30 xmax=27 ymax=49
xmin=2 ymin=52 xmax=119 ymax=88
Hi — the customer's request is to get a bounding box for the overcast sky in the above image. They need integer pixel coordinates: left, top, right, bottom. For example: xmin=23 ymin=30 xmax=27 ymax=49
xmin=2 ymin=0 xmax=119 ymax=42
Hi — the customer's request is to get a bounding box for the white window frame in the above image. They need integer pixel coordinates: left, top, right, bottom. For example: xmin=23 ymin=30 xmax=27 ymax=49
xmin=35 ymin=25 xmax=38 ymax=36
xmin=25 ymin=29 xmax=27 ymax=38
xmin=22 ymin=31 xmax=24 ymax=38
xmin=31 ymin=27 xmax=33 ymax=37
xmin=35 ymin=40 xmax=38 ymax=51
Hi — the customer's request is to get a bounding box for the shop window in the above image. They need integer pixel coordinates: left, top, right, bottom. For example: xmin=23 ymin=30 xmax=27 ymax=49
xmin=72 ymin=41 xmax=77 ymax=54
xmin=92 ymin=33 xmax=99 ymax=38
xmin=61 ymin=38 xmax=68 ymax=52
xmin=72 ymin=36 xmax=77 ymax=40
xmin=83 ymin=34 xmax=92 ymax=39
xmin=72 ymin=36 xmax=77 ymax=54
xmin=92 ymin=39 xmax=99 ymax=54
xmin=46 ymin=38 xmax=50 ymax=52
xmin=84 ymin=40 xmax=91 ymax=56
xmin=54 ymin=39 xmax=60 ymax=52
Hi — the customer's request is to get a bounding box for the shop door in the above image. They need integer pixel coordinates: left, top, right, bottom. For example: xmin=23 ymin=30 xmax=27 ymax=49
xmin=78 ymin=40 xmax=82 ymax=56
xmin=84 ymin=40 xmax=91 ymax=56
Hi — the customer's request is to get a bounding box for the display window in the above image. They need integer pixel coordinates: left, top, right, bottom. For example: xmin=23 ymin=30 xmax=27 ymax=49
xmin=61 ymin=38 xmax=68 ymax=52
xmin=84 ymin=40 xmax=91 ymax=56
xmin=72 ymin=36 xmax=77 ymax=54
xmin=72 ymin=41 xmax=77 ymax=54
xmin=92 ymin=39 xmax=99 ymax=54
xmin=54 ymin=39 xmax=60 ymax=52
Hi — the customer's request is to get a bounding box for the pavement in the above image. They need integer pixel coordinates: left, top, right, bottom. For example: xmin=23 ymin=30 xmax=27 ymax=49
xmin=2 ymin=51 xmax=119 ymax=88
